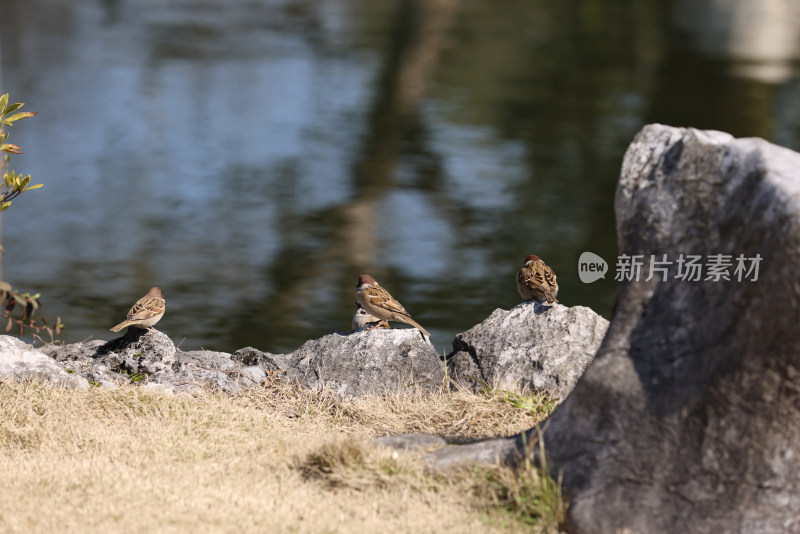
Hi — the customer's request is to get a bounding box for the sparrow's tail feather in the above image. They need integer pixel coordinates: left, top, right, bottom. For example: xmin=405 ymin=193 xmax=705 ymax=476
xmin=405 ymin=317 xmax=431 ymax=338
xmin=110 ymin=321 xmax=131 ymax=332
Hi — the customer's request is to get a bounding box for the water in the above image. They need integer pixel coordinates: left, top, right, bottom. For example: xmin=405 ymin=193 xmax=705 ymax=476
xmin=1 ymin=0 xmax=799 ymax=354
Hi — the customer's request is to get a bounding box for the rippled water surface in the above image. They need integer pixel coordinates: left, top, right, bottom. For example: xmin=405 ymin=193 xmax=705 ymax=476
xmin=2 ymin=0 xmax=799 ymax=353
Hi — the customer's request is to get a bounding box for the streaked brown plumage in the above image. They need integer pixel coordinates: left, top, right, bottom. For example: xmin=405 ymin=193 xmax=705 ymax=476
xmin=517 ymin=255 xmax=559 ymax=303
xmin=110 ymin=287 xmax=165 ymax=333
xmin=355 ymin=275 xmax=430 ymax=337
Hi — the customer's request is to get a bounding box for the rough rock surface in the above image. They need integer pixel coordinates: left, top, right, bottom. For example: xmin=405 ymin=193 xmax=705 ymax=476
xmin=424 ymin=124 xmax=800 ymax=533
xmin=0 ymin=336 xmax=89 ymax=390
xmin=41 ymin=329 xmax=265 ymax=393
xmin=540 ymin=125 xmax=800 ymax=533
xmin=447 ymin=302 xmax=608 ymax=399
xmin=16 ymin=325 xmax=443 ymax=399
xmin=238 ymin=328 xmax=444 ymax=400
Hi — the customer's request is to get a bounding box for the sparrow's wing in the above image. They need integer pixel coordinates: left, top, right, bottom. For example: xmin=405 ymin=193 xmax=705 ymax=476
xmin=364 ymin=286 xmax=411 ymax=317
xmin=127 ymin=295 xmax=164 ymax=322
xmin=542 ymin=266 xmax=557 ymax=289
xmin=519 ymin=264 xmax=544 ymax=289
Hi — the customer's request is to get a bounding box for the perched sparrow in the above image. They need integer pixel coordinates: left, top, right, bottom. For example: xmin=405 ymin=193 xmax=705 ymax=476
xmin=351 ymin=303 xmax=389 ymax=331
xmin=517 ymin=255 xmax=559 ymax=303
xmin=110 ymin=287 xmax=166 ymax=333
xmin=355 ymin=275 xmax=430 ymax=337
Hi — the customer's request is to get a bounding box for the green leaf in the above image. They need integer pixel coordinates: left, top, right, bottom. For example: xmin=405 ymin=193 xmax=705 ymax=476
xmin=23 ymin=183 xmax=43 ymax=192
xmin=0 ymin=94 xmax=8 ymax=114
xmin=3 ymin=172 xmax=12 ymax=187
xmin=20 ymin=175 xmax=30 ymax=189
xmin=2 ymin=103 xmax=24 ymax=115
xmin=0 ymin=144 xmax=22 ymax=154
xmin=0 ymin=201 xmax=11 ymax=212
xmin=3 ymin=112 xmax=36 ymax=123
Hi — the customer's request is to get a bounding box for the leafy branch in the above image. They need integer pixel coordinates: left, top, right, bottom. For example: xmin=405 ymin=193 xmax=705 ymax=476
xmin=0 ymin=92 xmax=60 ymax=341
xmin=0 ymin=283 xmax=63 ymax=340
xmin=0 ymin=93 xmax=42 ymax=211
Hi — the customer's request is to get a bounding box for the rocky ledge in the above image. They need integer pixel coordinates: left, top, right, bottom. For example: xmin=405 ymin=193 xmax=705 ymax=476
xmin=0 ymin=296 xmax=607 ymax=400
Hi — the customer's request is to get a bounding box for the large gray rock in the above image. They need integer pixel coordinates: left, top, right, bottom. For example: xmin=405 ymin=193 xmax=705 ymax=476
xmin=424 ymin=124 xmax=800 ymax=534
xmin=544 ymin=125 xmax=800 ymax=533
xmin=282 ymin=328 xmax=444 ymax=400
xmin=0 ymin=336 xmax=89 ymax=389
xmin=447 ymin=302 xmax=608 ymax=399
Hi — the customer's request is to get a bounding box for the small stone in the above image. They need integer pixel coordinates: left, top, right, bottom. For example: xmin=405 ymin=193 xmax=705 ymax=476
xmin=374 ymin=433 xmax=448 ymax=452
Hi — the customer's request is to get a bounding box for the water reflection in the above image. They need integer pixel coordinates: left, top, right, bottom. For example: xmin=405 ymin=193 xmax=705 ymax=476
xmin=652 ymin=0 xmax=800 ymax=139
xmin=0 ymin=0 xmax=798 ymax=353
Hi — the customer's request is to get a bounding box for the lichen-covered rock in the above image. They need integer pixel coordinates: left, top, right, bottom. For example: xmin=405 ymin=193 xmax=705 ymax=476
xmin=447 ymin=302 xmax=608 ymax=399
xmin=43 ymin=330 xmax=254 ymax=393
xmin=99 ymin=328 xmax=177 ymax=374
xmin=283 ymin=328 xmax=444 ymax=400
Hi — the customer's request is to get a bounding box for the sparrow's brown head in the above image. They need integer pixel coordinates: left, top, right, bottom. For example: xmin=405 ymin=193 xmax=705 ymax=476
xmin=357 ymin=274 xmax=377 ymax=288
xmin=523 ymin=254 xmax=542 ymax=264
xmin=147 ymin=287 xmax=163 ymax=298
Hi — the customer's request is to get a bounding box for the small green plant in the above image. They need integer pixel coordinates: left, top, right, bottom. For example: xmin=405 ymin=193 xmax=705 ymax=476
xmin=472 ymin=378 xmax=560 ymax=419
xmin=130 ymin=373 xmax=147 ymax=384
xmin=118 ymin=365 xmax=149 ymax=384
xmin=498 ymin=389 xmax=559 ymax=419
xmin=479 ymin=429 xmax=568 ymax=530
xmin=0 ymin=93 xmax=60 ymax=341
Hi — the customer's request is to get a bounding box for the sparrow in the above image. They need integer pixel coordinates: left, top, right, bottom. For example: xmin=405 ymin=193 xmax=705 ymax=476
xmin=351 ymin=303 xmax=390 ymax=331
xmin=517 ymin=255 xmax=559 ymax=303
xmin=110 ymin=287 xmax=166 ymax=333
xmin=355 ymin=275 xmax=430 ymax=337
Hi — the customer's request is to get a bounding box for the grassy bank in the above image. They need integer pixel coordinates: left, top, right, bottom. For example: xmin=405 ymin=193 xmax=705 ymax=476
xmin=0 ymin=380 xmax=565 ymax=533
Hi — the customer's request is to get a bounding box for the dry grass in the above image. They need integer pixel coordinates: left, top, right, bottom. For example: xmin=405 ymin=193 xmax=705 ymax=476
xmin=0 ymin=379 xmax=564 ymax=533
